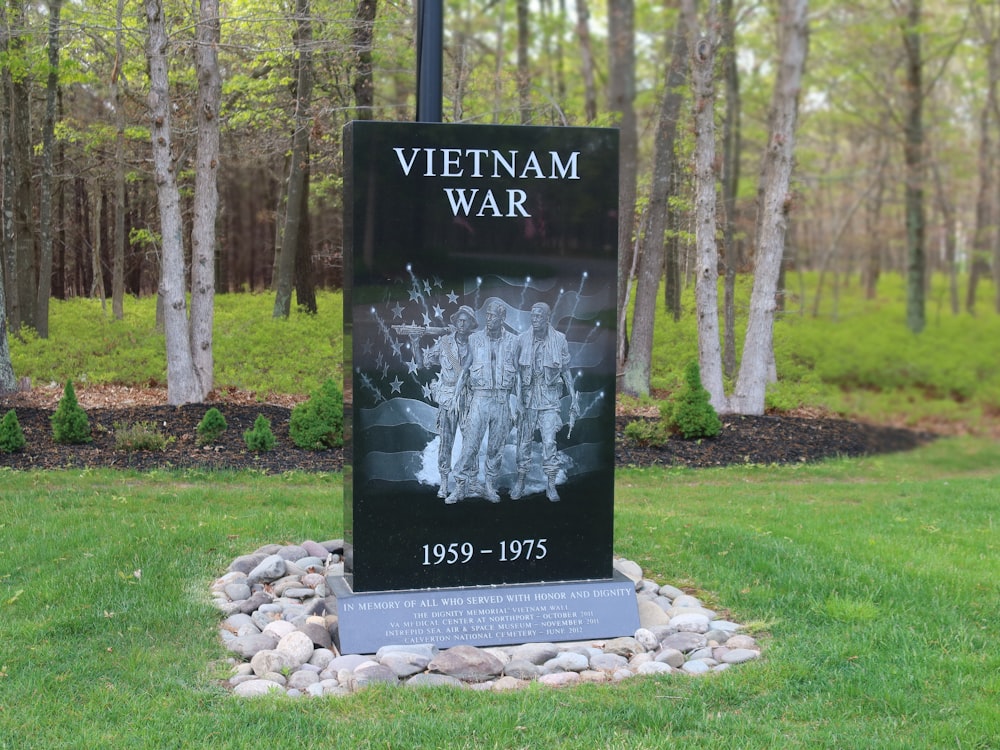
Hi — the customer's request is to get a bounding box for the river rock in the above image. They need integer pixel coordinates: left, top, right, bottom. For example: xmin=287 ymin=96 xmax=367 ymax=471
xmin=428 ymin=645 xmax=503 ymax=682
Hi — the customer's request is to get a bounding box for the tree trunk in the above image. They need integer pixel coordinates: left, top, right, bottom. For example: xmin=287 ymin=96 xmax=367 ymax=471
xmin=930 ymin=162 xmax=958 ymax=316
xmin=517 ymin=0 xmax=531 ymax=124
xmin=0 ymin=273 xmax=13 ymax=390
xmin=112 ymin=0 xmax=126 ymax=320
xmin=621 ymin=8 xmax=689 ymax=397
xmin=36 ymin=0 xmax=63 ymax=339
xmin=720 ymin=0 xmax=741 ymax=379
xmin=900 ymin=0 xmax=926 ymax=334
xmin=145 ymin=0 xmax=203 ymax=405
xmin=190 ymin=0 xmax=221 ymax=393
xmin=730 ymin=0 xmax=809 ymax=416
xmin=609 ymin=0 xmax=637 ymax=372
xmin=0 ymin=2 xmax=16 ymax=328
xmin=688 ymin=1 xmax=727 ymax=412
xmin=575 ymin=0 xmax=598 ymax=123
xmin=274 ymin=0 xmax=315 ymax=318
xmin=352 ymin=0 xmax=376 ymax=120
xmin=6 ymin=0 xmax=35 ymax=333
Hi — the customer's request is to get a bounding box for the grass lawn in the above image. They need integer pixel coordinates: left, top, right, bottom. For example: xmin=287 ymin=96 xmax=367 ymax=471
xmin=1 ymin=436 xmax=997 ymax=749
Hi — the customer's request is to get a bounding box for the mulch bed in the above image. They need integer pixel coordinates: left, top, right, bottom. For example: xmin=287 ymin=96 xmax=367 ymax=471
xmin=0 ymin=397 xmax=935 ymax=473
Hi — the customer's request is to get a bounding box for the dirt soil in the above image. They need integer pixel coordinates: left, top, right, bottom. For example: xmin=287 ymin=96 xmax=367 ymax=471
xmin=0 ymin=384 xmax=935 ymax=472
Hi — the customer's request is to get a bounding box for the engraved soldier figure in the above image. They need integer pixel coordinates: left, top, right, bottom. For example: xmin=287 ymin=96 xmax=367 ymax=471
xmin=511 ymin=302 xmax=578 ymax=502
xmin=446 ymin=297 xmax=519 ymax=504
xmin=410 ymin=305 xmax=476 ymax=497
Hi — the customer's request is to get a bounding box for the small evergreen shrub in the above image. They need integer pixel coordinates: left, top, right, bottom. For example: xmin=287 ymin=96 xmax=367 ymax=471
xmin=623 ymin=416 xmax=672 ymax=447
xmin=669 ymin=361 xmax=722 ymax=440
xmin=244 ymin=414 xmax=276 ymax=452
xmin=196 ymin=407 xmax=228 ymax=446
xmin=50 ymin=381 xmax=92 ymax=445
xmin=114 ymin=421 xmax=171 ymax=452
xmin=0 ymin=409 xmax=26 ymax=453
xmin=289 ymin=379 xmax=344 ymax=450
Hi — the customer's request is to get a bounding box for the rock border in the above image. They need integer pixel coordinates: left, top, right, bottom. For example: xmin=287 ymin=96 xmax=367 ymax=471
xmin=213 ymin=541 xmax=761 ymax=697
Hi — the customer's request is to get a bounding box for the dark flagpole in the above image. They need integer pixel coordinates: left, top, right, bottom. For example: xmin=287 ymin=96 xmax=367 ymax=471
xmin=416 ymin=0 xmax=443 ymax=122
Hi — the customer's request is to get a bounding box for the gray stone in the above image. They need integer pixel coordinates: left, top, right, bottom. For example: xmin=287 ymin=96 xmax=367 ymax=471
xmin=250 ymin=649 xmax=297 ymax=676
xmin=327 ymin=654 xmax=371 ymax=672
xmin=405 ymin=673 xmax=464 ymax=689
xmin=660 ymin=632 xmax=707 ymax=653
xmin=669 ymin=612 xmax=710 ymax=633
xmin=287 ymin=670 xmax=320 ymax=690
xmin=428 ymin=645 xmax=503 ymax=682
xmin=232 ymin=679 xmax=285 ymax=697
xmin=221 ymin=613 xmax=256 ymax=634
xmin=613 ymin=558 xmax=644 ymax=582
xmin=239 ymin=591 xmax=273 ymax=615
xmin=637 ymin=661 xmax=673 ymax=675
xmin=634 ymin=628 xmax=659 ymax=651
xmin=721 ymin=648 xmax=760 ymax=664
xmin=538 ymin=671 xmax=580 ymax=688
xmin=709 ymin=619 xmax=742 ymax=633
xmin=276 ymin=545 xmax=309 ymax=561
xmin=276 ymin=630 xmax=315 ymax=668
xmin=247 ymin=554 xmax=286 ymax=584
xmin=704 ymin=629 xmax=732 ymax=644
xmin=225 ymin=633 xmax=279 ymax=660
xmin=671 ymin=594 xmax=702 ymax=608
xmin=224 ymin=583 xmax=252 ymax=602
xmin=298 ymin=622 xmax=332 ymax=650
xmin=296 ymin=556 xmax=327 ymax=572
xmin=354 ymin=664 xmax=399 ymax=687
xmin=377 ymin=643 xmax=439 ymax=662
xmin=638 ymin=599 xmax=670 ymax=628
xmin=603 ymin=637 xmax=641 ymax=658
xmin=228 ymin=553 xmax=269 ymax=575
xmin=589 ymin=653 xmax=628 ymax=672
xmin=654 ymin=648 xmax=686 ymax=669
xmin=725 ymin=634 xmax=758 ymax=650
xmin=508 ymin=642 xmax=559 ymax=665
xmin=492 ymin=675 xmax=528 ymax=691
xmin=503 ymin=659 xmax=540 ymax=680
xmin=380 ymin=651 xmax=431 ymax=678
xmin=300 ymin=540 xmax=331 ymax=559
xmin=681 ymin=659 xmax=713 ymax=675
xmin=658 ymin=584 xmax=686 ymax=600
xmin=543 ymin=652 xmax=589 ymax=673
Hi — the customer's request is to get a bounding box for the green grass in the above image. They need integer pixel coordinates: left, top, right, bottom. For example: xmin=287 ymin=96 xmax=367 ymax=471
xmin=647 ymin=272 xmax=1000 ymax=431
xmin=1 ymin=437 xmax=998 ymax=748
xmin=9 ymin=291 xmax=343 ymax=398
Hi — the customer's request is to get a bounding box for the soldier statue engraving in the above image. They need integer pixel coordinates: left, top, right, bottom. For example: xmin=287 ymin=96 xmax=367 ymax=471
xmin=511 ymin=302 xmax=578 ymax=502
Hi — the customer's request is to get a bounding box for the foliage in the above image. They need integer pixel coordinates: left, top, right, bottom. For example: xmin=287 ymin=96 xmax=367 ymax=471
xmin=669 ymin=361 xmax=722 ymax=439
xmin=289 ymin=379 xmax=344 ymax=450
xmin=50 ymin=380 xmax=91 ymax=445
xmin=113 ymin=421 xmax=172 ymax=452
xmin=243 ymin=414 xmax=276 ymax=452
xmin=0 ymin=409 xmax=27 ymax=453
xmin=196 ymin=407 xmax=228 ymax=446
xmin=623 ymin=414 xmax=672 ymax=447
xmin=9 ymin=292 xmax=342 ymax=397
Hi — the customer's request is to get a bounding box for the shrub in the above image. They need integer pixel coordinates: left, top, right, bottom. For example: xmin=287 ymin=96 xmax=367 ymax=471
xmin=50 ymin=380 xmax=92 ymax=445
xmin=289 ymin=379 xmax=344 ymax=450
xmin=0 ymin=409 xmax=26 ymax=453
xmin=196 ymin=407 xmax=228 ymax=446
xmin=623 ymin=417 xmax=672 ymax=447
xmin=114 ymin=421 xmax=171 ymax=452
xmin=669 ymin=361 xmax=722 ymax=440
xmin=244 ymin=414 xmax=276 ymax=451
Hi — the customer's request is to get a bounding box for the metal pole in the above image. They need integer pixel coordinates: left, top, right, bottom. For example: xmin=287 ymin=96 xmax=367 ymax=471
xmin=416 ymin=0 xmax=443 ymax=122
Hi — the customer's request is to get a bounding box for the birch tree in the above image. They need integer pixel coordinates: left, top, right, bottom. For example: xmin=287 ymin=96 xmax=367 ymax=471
xmin=144 ymin=0 xmax=220 ymax=404
xmin=729 ymin=0 xmax=809 ymax=415
xmin=690 ymin=0 xmax=809 ymax=416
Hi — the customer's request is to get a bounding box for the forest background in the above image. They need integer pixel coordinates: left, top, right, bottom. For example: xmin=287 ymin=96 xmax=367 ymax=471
xmin=1 ymin=0 xmax=999 ymax=417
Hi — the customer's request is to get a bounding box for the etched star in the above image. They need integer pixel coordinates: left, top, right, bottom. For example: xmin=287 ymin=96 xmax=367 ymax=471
xmin=389 ymin=376 xmax=403 ymax=394
xmin=406 ymin=358 xmax=419 ymax=375
xmin=392 ymin=302 xmax=405 ymax=319
xmin=408 ymin=288 xmax=422 ymax=302
xmin=447 ymin=290 xmax=459 ymax=304
xmin=361 ymin=338 xmax=374 ymax=356
xmin=421 ymin=312 xmax=432 ymax=326
xmin=390 ymin=339 xmax=403 ymax=357
xmin=421 ymin=383 xmax=434 ymax=400
xmin=432 ymin=275 xmax=443 ymax=288
xmin=432 ymin=304 xmax=445 ymax=320
xmin=423 ymin=279 xmax=432 ymax=294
